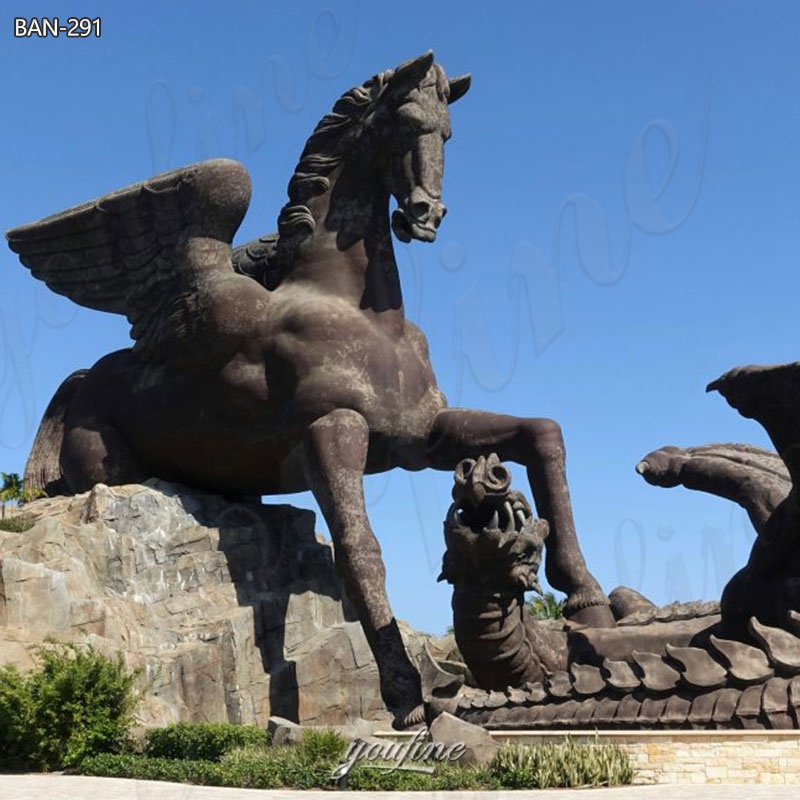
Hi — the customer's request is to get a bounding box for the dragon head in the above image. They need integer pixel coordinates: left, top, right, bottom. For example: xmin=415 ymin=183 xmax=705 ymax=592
xmin=439 ymin=454 xmax=548 ymax=592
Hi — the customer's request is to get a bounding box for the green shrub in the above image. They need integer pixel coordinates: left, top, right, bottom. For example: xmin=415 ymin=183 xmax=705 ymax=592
xmin=0 ymin=642 xmax=140 ymax=771
xmin=295 ymin=727 xmax=347 ymax=762
xmin=81 ymin=746 xmax=341 ymax=791
xmin=81 ymin=753 xmax=225 ymax=785
xmin=0 ymin=664 xmax=32 ymax=769
xmin=217 ymin=746 xmax=287 ymax=789
xmin=0 ymin=515 xmax=35 ymax=532
xmin=489 ymin=737 xmax=634 ymax=788
xmin=221 ymin=745 xmax=326 ymax=790
xmin=345 ymin=759 xmax=494 ymax=791
xmin=79 ymin=727 xmax=634 ymax=791
xmin=82 ymin=745 xmax=481 ymax=791
xmin=527 ymin=591 xmax=566 ymax=620
xmin=213 ymin=727 xmax=348 ymax=790
xmin=237 ymin=728 xmax=349 ymax=789
xmin=144 ymin=722 xmax=269 ymax=762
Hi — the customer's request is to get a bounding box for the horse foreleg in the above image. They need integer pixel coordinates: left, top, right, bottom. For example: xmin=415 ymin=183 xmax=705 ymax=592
xmin=302 ymin=409 xmax=424 ymax=727
xmin=427 ymin=408 xmax=614 ymax=627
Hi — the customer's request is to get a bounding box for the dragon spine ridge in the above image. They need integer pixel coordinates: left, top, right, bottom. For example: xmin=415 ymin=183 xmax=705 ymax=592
xmin=454 ymin=617 xmax=800 ymax=730
xmin=440 ymin=454 xmax=800 ymax=730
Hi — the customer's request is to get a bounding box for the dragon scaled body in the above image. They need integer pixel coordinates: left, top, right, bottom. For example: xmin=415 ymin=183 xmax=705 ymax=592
xmin=438 ymin=454 xmax=800 ymax=730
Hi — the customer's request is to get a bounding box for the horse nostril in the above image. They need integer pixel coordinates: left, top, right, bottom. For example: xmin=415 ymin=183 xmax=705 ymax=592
xmin=435 ymin=206 xmax=448 ymax=227
xmin=411 ymin=201 xmax=430 ymax=220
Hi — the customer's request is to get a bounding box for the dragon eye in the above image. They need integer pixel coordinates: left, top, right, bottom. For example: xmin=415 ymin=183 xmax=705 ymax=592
xmin=491 ymin=465 xmax=509 ymax=484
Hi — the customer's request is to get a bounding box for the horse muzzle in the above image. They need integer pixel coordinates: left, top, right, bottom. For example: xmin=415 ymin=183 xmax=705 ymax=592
xmin=391 ymin=195 xmax=447 ymax=243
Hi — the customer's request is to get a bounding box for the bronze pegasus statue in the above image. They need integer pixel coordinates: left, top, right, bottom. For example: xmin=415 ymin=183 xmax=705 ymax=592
xmin=7 ymin=52 xmax=614 ymax=727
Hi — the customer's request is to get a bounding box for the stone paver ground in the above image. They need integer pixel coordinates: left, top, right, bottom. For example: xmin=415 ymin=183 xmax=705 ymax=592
xmin=0 ymin=775 xmax=798 ymax=800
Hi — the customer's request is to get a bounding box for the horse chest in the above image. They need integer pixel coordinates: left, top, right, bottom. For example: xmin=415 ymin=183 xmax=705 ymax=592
xmin=272 ymin=310 xmax=443 ymax=432
xmin=331 ymin=333 xmax=432 ymax=401
xmin=368 ymin=336 xmax=433 ymax=402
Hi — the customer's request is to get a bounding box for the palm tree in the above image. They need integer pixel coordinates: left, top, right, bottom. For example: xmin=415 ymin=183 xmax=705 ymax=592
xmin=527 ymin=591 xmax=566 ymax=620
xmin=0 ymin=472 xmax=23 ymax=520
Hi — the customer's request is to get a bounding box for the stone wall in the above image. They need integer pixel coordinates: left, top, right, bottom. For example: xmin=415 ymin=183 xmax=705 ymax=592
xmin=492 ymin=730 xmax=800 ymax=785
xmin=373 ymin=729 xmax=800 ymax=784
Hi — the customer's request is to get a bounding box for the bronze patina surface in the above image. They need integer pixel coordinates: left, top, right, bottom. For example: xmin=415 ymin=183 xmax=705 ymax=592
xmin=7 ymin=53 xmax=612 ymax=726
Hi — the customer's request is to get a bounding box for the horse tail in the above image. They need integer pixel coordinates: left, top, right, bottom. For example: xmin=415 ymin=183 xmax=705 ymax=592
xmin=24 ymin=369 xmax=88 ymax=496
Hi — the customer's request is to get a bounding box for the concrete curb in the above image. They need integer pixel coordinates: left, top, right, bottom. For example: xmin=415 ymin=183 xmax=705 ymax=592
xmin=1 ymin=774 xmax=798 ymax=799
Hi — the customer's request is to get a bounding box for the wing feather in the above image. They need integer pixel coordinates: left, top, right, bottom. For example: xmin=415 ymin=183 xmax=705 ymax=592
xmin=7 ymin=158 xmax=252 ymax=360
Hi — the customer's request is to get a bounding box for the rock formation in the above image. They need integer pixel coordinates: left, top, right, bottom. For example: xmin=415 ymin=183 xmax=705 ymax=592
xmin=0 ymin=481 xmax=440 ymax=729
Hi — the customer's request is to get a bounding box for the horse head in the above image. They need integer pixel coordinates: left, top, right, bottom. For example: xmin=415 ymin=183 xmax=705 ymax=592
xmin=374 ymin=52 xmax=471 ymax=244
xmin=273 ymin=52 xmax=471 ymax=284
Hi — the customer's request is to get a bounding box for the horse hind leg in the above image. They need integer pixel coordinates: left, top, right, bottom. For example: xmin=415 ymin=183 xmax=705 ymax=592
xmin=60 ymin=416 xmax=148 ymax=493
xmin=302 ymin=408 xmax=424 ymax=728
xmin=24 ymin=369 xmax=87 ymax=495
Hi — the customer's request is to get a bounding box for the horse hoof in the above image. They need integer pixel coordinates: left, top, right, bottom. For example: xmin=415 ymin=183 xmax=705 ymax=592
xmin=635 ymin=447 xmax=688 ymax=487
xmin=391 ymin=703 xmax=426 ymax=731
xmin=566 ymin=602 xmax=615 ymax=629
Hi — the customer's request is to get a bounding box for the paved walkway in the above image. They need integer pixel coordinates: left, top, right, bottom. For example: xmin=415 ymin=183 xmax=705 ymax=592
xmin=0 ymin=774 xmax=796 ymax=799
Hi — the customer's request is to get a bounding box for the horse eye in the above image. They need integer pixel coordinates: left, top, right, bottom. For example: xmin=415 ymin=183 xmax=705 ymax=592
xmin=396 ymin=103 xmax=427 ymax=131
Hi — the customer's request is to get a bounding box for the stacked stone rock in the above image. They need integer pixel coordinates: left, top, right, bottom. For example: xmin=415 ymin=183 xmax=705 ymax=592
xmin=0 ymin=481 xmax=440 ymax=728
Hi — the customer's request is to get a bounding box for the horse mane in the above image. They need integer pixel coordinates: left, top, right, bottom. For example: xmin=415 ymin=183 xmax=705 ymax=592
xmin=231 ymin=71 xmax=391 ymax=290
xmin=241 ymin=62 xmax=448 ymax=290
xmin=267 ymin=69 xmax=394 ymax=283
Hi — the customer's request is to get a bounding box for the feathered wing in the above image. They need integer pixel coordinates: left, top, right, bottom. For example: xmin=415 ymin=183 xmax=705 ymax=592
xmin=6 ymin=158 xmax=252 ymax=361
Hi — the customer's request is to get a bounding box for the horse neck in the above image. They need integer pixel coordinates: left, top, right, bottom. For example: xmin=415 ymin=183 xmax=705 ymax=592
xmin=283 ymin=163 xmax=405 ymax=325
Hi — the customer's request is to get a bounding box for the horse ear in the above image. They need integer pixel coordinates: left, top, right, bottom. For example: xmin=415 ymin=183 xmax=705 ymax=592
xmin=390 ymin=51 xmax=435 ymax=90
xmin=448 ymin=74 xmax=471 ymax=104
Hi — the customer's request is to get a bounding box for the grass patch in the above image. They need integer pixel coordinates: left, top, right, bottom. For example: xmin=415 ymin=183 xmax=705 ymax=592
xmin=0 ymin=515 xmax=35 ymax=532
xmin=344 ymin=758 xmax=494 ymax=791
xmin=79 ymin=726 xmax=634 ymax=790
xmin=0 ymin=650 xmax=635 ymax=790
xmin=489 ymin=737 xmax=635 ymax=789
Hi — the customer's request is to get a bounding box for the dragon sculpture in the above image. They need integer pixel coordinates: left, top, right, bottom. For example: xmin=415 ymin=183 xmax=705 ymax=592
xmin=435 ymin=439 xmax=800 ymax=730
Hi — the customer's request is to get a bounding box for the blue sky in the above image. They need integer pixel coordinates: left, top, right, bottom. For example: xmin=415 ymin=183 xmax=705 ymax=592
xmin=2 ymin=2 xmax=799 ymax=634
